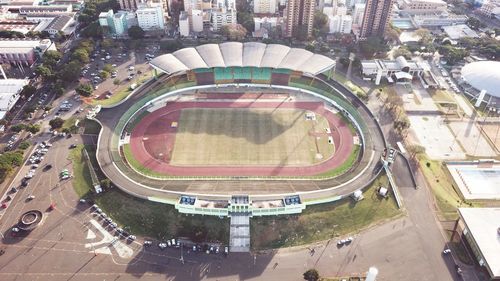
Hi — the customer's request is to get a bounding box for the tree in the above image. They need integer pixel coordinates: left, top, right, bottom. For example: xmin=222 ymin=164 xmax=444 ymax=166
xmin=18 ymin=141 xmax=31 ymax=150
xmin=35 ymin=65 xmax=54 ymax=81
xmin=385 ymin=25 xmax=401 ymax=43
xmin=305 ymin=44 xmax=315 ymax=52
xmin=100 ymin=70 xmax=110 ymax=79
xmin=415 ymin=28 xmax=432 ymax=45
xmin=49 ymin=117 xmax=64 ymax=129
xmin=81 ymin=22 xmax=103 ymax=38
xmin=103 ymin=64 xmax=115 ymax=73
xmin=72 ymin=48 xmax=90 ymax=63
xmin=359 ymin=36 xmax=388 ymax=57
xmin=113 ymin=78 xmax=120 ymax=85
xmin=439 ymin=45 xmax=469 ymax=64
xmin=160 ymin=40 xmax=183 ymax=52
xmin=20 ymin=85 xmax=36 ymax=98
xmin=100 ymin=178 xmax=111 ymax=189
xmin=393 ymin=47 xmax=412 ymax=59
xmin=466 ymin=17 xmax=485 ymax=30
xmin=313 ymin=11 xmax=328 ymax=31
xmin=10 ymin=124 xmax=25 ymax=133
xmin=237 ymin=11 xmax=254 ymax=32
xmin=220 ymin=24 xmax=247 ymax=41
xmin=43 ymin=50 xmax=62 ymax=67
xmin=101 ymin=38 xmax=115 ymax=49
xmin=128 ymin=26 xmax=145 ymax=39
xmin=407 ymin=144 xmax=426 ymax=159
xmin=76 ymin=83 xmax=94 ymax=97
xmin=58 ymin=61 xmax=82 ymax=82
xmin=25 ymin=124 xmax=40 ymax=134
xmin=303 ymin=269 xmax=320 ymax=281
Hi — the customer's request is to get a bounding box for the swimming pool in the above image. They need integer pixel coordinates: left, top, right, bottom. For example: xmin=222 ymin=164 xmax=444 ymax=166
xmin=392 ymin=19 xmax=415 ymax=29
xmin=447 ymin=163 xmax=500 ymax=200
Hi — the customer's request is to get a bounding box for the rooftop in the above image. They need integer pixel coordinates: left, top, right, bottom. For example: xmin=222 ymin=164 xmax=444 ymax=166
xmin=459 ymin=208 xmax=500 ymax=278
xmin=45 ymin=15 xmax=72 ymax=31
xmin=442 ymin=24 xmax=479 ymax=40
xmin=461 ymin=61 xmax=500 ymax=98
xmin=150 ymin=42 xmax=336 ymax=76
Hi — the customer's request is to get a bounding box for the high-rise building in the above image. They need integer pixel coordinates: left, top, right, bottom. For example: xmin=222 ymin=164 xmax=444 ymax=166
xmin=254 ymin=0 xmax=277 ymax=14
xmin=191 ymin=9 xmax=204 ymax=32
xmin=211 ymin=7 xmax=236 ymax=31
xmin=328 ymin=14 xmax=352 ymax=33
xmin=136 ymin=2 xmax=165 ymax=30
xmin=359 ymin=0 xmax=394 ymax=39
xmin=352 ymin=3 xmax=365 ymax=25
xmin=179 ymin=11 xmax=190 ymax=36
xmin=284 ymin=0 xmax=314 ymax=38
xmin=119 ymin=0 xmax=140 ymax=10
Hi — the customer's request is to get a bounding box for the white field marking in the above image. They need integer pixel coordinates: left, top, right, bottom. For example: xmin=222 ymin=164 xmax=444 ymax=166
xmin=85 ymin=219 xmax=133 ymax=258
xmin=86 ymin=229 xmax=96 ymax=239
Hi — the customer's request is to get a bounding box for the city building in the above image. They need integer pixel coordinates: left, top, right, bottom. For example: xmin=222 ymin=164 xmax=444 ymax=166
xmin=179 ymin=11 xmax=190 ymax=36
xmin=254 ymin=0 xmax=277 ymax=14
xmin=214 ymin=0 xmax=236 ymax=9
xmin=352 ymin=3 xmax=366 ymax=25
xmin=44 ymin=15 xmax=74 ymax=36
xmin=284 ymin=0 xmax=315 ymax=38
xmin=0 ymin=39 xmax=56 ymax=66
xmin=457 ymin=208 xmax=500 ymax=280
xmin=478 ymin=0 xmax=500 ymax=18
xmin=191 ymin=9 xmax=203 ymax=32
xmin=412 ymin=13 xmax=468 ymax=27
xmin=118 ymin=0 xmax=139 ymax=10
xmin=460 ymin=61 xmax=500 ymax=109
xmin=328 ymin=14 xmax=353 ymax=33
xmin=211 ymin=7 xmax=236 ymax=31
xmin=136 ymin=2 xmax=165 ymax=31
xmin=17 ymin=5 xmax=72 ymax=14
xmin=442 ymin=24 xmax=479 ymax=40
xmin=399 ymin=0 xmax=447 ymax=15
xmin=360 ymin=0 xmax=394 ymax=39
xmin=361 ymin=56 xmax=434 ymax=86
xmin=253 ymin=16 xmax=280 ymax=38
xmin=0 ymin=78 xmax=28 ymax=120
xmin=99 ymin=9 xmax=130 ymax=36
xmin=0 ymin=20 xmax=37 ymax=34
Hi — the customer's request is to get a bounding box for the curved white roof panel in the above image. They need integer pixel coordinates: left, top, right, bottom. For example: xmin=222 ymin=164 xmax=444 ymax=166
xmin=150 ymin=42 xmax=336 ymax=75
xmin=242 ymin=42 xmax=266 ymax=67
xmin=220 ymin=42 xmax=243 ymax=67
xmin=461 ymin=61 xmax=500 ymax=98
xmin=260 ymin=44 xmax=290 ymax=68
xmin=279 ymin=48 xmax=314 ymax=71
xmin=299 ymin=54 xmax=336 ymax=75
xmin=150 ymin=54 xmax=188 ymax=74
xmin=173 ymin=48 xmax=207 ymax=70
xmin=196 ymin=44 xmax=225 ymax=68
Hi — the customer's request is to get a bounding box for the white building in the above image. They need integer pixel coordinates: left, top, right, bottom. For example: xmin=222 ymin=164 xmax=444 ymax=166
xmin=211 ymin=7 xmax=236 ymax=31
xmin=399 ymin=0 xmax=447 ymax=15
xmin=214 ymin=0 xmax=236 ymax=9
xmin=352 ymin=3 xmax=365 ymax=25
xmin=412 ymin=13 xmax=468 ymax=27
xmin=136 ymin=2 xmax=165 ymax=31
xmin=323 ymin=5 xmax=336 ymax=16
xmin=361 ymin=56 xmax=428 ymax=85
xmin=254 ymin=0 xmax=277 ymax=14
xmin=191 ymin=9 xmax=203 ymax=32
xmin=179 ymin=11 xmax=190 ymax=36
xmin=0 ymin=79 xmax=28 ymax=120
xmin=328 ymin=14 xmax=352 ymax=33
xmin=254 ymin=17 xmax=278 ymax=31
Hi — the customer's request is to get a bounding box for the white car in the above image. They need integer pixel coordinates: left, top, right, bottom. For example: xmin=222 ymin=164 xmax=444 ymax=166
xmin=158 ymin=242 xmax=167 ymax=249
xmin=128 ymin=235 xmax=136 ymax=241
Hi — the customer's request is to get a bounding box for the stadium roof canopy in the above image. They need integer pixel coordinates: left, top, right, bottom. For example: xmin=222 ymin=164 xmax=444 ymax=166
xmin=150 ymin=42 xmax=336 ymax=76
xmin=461 ymin=61 xmax=500 ymax=98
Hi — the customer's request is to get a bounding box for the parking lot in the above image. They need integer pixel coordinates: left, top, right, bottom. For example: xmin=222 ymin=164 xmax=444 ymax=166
xmin=78 ymin=43 xmax=158 ymax=101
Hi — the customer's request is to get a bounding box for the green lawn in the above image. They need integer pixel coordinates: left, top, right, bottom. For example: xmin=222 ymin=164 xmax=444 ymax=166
xmin=82 ymin=119 xmax=102 ymax=135
xmin=69 ymin=144 xmax=93 ymax=198
xmin=122 ymin=144 xmax=169 ymax=178
xmin=69 ymin=143 xmax=230 ymax=242
xmin=251 ymin=173 xmax=401 ymax=249
xmin=416 ymin=155 xmax=480 ymax=220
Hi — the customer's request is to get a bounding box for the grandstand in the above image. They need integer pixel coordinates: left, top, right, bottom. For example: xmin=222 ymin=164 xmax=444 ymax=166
xmin=151 ymin=42 xmax=336 ymax=81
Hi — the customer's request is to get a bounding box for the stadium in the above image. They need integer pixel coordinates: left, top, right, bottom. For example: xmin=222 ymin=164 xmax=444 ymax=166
xmin=94 ymin=43 xmax=386 ymax=236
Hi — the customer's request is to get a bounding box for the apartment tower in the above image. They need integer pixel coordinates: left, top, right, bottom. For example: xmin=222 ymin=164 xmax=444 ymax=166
xmin=359 ymin=0 xmax=394 ymax=39
xmin=284 ymin=0 xmax=314 ymax=38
